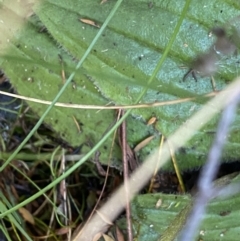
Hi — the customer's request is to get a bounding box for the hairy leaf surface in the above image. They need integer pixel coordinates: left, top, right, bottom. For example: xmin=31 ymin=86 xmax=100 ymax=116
xmin=1 ymin=0 xmax=240 ymax=170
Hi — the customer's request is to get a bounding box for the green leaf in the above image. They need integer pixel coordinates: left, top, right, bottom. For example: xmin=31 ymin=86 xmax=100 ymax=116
xmin=1 ymin=0 xmax=240 ymax=170
xmin=0 ymin=10 xmax=123 ymax=168
xmin=117 ymin=173 xmax=240 ymax=241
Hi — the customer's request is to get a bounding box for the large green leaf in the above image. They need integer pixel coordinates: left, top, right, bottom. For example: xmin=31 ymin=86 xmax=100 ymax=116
xmin=116 ymin=173 xmax=240 ymax=241
xmin=1 ymin=0 xmax=240 ymax=170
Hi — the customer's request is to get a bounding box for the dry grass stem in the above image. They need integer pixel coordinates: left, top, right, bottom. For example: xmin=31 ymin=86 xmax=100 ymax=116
xmin=0 ymin=90 xmax=218 ymax=110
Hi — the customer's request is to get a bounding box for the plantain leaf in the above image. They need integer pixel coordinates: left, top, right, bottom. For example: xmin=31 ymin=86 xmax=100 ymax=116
xmin=116 ymin=173 xmax=240 ymax=241
xmin=1 ymin=0 xmax=240 ymax=170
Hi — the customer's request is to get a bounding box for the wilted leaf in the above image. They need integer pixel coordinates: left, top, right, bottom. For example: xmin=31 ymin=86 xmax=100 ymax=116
xmin=80 ymin=18 xmax=100 ymax=28
xmin=18 ymin=207 xmax=35 ymax=225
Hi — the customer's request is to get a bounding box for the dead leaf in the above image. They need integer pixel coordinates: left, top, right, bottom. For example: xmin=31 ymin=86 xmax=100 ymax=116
xmin=147 ymin=116 xmax=157 ymax=126
xmin=18 ymin=207 xmax=35 ymax=225
xmin=55 ymin=227 xmax=71 ymax=235
xmin=115 ymin=226 xmax=125 ymax=241
xmin=79 ymin=18 xmax=100 ymax=28
xmin=134 ymin=135 xmax=155 ymax=152
xmin=155 ymin=199 xmax=162 ymax=209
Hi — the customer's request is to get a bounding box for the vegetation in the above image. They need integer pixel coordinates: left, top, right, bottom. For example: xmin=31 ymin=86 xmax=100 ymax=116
xmin=0 ymin=0 xmax=240 ymax=240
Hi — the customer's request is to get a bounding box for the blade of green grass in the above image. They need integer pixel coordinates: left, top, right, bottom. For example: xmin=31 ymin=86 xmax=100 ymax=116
xmin=0 ymin=191 xmax=22 ymax=225
xmin=0 ymin=222 xmax=11 ymax=241
xmin=0 ymin=197 xmax=32 ymax=241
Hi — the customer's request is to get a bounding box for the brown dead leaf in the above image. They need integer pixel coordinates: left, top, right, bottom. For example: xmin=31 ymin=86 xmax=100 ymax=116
xmin=134 ymin=135 xmax=155 ymax=152
xmin=79 ymin=18 xmax=100 ymax=28
xmin=55 ymin=227 xmax=71 ymax=235
xmin=115 ymin=226 xmax=125 ymax=241
xmin=147 ymin=116 xmax=157 ymax=126
xmin=18 ymin=207 xmax=35 ymax=225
